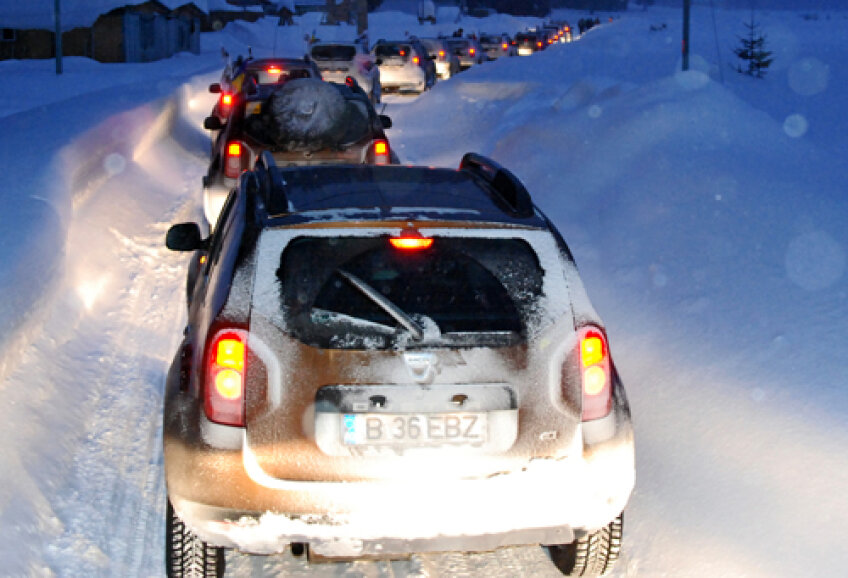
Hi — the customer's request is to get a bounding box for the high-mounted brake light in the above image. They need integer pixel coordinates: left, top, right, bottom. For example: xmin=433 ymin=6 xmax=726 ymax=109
xmin=389 ymin=229 xmax=433 ymax=250
xmin=205 ymin=328 xmax=248 ymax=426
xmin=577 ymin=326 xmax=612 ymax=421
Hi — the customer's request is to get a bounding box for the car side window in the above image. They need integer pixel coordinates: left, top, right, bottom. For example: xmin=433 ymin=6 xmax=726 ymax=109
xmin=204 ymin=190 xmax=237 ymax=275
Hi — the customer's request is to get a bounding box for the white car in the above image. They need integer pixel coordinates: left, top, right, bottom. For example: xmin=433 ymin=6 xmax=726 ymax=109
xmin=309 ymin=42 xmax=381 ymax=104
xmin=372 ymin=39 xmax=436 ymax=93
xmin=419 ymin=37 xmax=461 ymax=80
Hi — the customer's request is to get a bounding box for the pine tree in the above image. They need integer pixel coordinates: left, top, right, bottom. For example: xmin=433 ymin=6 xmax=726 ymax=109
xmin=734 ymin=11 xmax=773 ymax=78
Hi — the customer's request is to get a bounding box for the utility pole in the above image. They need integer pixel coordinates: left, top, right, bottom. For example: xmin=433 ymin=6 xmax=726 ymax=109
xmin=682 ymin=0 xmax=690 ymax=71
xmin=54 ymin=0 xmax=63 ymax=74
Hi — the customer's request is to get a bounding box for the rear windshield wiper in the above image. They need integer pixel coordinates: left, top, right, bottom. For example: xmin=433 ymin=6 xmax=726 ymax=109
xmin=337 ymin=269 xmax=424 ymax=341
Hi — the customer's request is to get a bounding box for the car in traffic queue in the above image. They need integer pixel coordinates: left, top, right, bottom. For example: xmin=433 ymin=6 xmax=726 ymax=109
xmin=444 ymin=36 xmax=485 ymax=69
xmin=208 ymin=57 xmax=322 ymax=124
xmin=201 ymin=77 xmax=394 ymax=225
xmin=371 ymin=38 xmax=436 ymax=94
xmin=418 ymin=37 xmax=461 ymax=80
xmin=479 ymin=33 xmax=516 ymax=59
xmin=515 ymin=31 xmax=546 ymax=55
xmin=308 ymin=41 xmax=381 ymax=104
xmin=164 ymin=152 xmax=635 ymax=578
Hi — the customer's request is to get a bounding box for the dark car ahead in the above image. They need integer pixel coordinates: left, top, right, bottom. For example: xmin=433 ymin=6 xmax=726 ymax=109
xmin=201 ymin=77 xmax=394 ymax=225
xmin=515 ymin=31 xmax=545 ymax=55
xmin=164 ymin=153 xmax=635 ymax=577
xmin=208 ymin=57 xmax=322 ymax=123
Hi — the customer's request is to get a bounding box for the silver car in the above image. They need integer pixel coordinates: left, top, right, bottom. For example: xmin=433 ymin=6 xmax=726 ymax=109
xmin=164 ymin=153 xmax=635 ymax=577
xmin=445 ymin=37 xmax=485 ymax=70
xmin=372 ymin=39 xmax=436 ymax=93
xmin=309 ymin=41 xmax=381 ymax=104
xmin=418 ymin=37 xmax=461 ymax=80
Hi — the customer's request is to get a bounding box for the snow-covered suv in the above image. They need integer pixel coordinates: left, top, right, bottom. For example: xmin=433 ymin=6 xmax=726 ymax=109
xmin=163 ymin=153 xmax=635 ymax=577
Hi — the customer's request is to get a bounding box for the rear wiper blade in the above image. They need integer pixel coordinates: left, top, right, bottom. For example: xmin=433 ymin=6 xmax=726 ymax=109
xmin=337 ymin=269 xmax=424 ymax=341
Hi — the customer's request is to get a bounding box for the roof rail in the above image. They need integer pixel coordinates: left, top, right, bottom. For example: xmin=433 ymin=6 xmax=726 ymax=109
xmin=253 ymin=151 xmax=288 ymax=213
xmin=459 ymin=153 xmax=534 ymax=218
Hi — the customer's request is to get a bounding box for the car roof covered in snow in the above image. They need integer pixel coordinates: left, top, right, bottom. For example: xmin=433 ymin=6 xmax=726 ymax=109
xmin=253 ymin=164 xmax=547 ymax=228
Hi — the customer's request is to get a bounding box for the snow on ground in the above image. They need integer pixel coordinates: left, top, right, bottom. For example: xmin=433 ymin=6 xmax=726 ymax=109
xmin=0 ymin=3 xmax=847 ymax=577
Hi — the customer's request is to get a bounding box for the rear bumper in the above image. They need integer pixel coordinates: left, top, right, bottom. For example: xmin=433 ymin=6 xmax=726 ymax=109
xmin=165 ymin=421 xmax=634 ymax=556
xmin=379 ymin=67 xmax=426 ymax=91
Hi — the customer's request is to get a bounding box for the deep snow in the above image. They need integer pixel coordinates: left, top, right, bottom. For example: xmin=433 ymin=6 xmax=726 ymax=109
xmin=0 ymin=3 xmax=846 ymax=577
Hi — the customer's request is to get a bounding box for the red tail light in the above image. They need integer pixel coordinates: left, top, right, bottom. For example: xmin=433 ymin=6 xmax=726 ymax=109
xmin=224 ymin=141 xmax=248 ymax=179
xmin=578 ymin=326 xmax=612 ymax=421
xmin=372 ymin=139 xmax=390 ymax=165
xmin=204 ymin=328 xmax=248 ymax=426
xmin=502 ymin=43 xmax=508 ymax=50
xmin=469 ymin=48 xmax=476 ymax=56
xmin=537 ymin=41 xmax=543 ymax=48
xmin=413 ymin=56 xmax=420 ymax=65
xmin=399 ymin=49 xmax=406 ymax=57
xmin=221 ymin=93 xmax=233 ymax=106
xmin=438 ymin=50 xmax=445 ymax=59
xmin=266 ymin=65 xmax=282 ymax=74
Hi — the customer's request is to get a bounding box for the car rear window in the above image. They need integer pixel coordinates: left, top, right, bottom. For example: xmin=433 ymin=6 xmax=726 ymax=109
xmin=276 ymin=236 xmax=544 ymax=349
xmin=374 ymin=44 xmax=411 ymax=60
xmin=311 ymin=45 xmax=357 ymax=61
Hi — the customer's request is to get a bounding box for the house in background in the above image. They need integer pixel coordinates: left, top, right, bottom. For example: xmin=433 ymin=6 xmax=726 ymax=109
xmin=0 ymin=1 xmax=204 ymax=63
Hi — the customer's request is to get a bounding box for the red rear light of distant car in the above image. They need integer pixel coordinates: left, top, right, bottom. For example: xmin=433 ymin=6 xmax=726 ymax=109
xmin=390 ymin=229 xmax=433 ymax=250
xmin=537 ymin=41 xmax=543 ymax=48
xmin=372 ymin=139 xmax=390 ymax=165
xmin=204 ymin=328 xmax=247 ymax=426
xmin=221 ymin=93 xmax=233 ymax=106
xmin=413 ymin=56 xmax=420 ymax=65
xmin=577 ymin=326 xmax=612 ymax=421
xmin=438 ymin=50 xmax=445 ymax=59
xmin=266 ymin=65 xmax=282 ymax=74
xmin=399 ymin=49 xmax=406 ymax=57
xmin=502 ymin=43 xmax=508 ymax=50
xmin=224 ymin=141 xmax=248 ymax=179
xmin=469 ymin=48 xmax=476 ymax=56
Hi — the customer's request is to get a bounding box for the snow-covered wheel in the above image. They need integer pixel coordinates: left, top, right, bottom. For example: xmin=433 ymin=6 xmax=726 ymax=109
xmin=166 ymin=500 xmax=226 ymax=578
xmin=544 ymin=514 xmax=623 ymax=577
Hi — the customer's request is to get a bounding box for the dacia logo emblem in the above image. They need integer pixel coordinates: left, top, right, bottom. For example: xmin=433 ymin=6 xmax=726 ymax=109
xmin=403 ymin=352 xmax=438 ymax=384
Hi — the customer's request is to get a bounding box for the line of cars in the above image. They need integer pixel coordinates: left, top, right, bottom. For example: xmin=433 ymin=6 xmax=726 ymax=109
xmin=162 ymin=30 xmax=634 ymax=578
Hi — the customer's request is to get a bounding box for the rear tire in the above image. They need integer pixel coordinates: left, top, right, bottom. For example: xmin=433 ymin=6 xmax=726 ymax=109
xmin=166 ymin=500 xmax=226 ymax=578
xmin=544 ymin=514 xmax=623 ymax=577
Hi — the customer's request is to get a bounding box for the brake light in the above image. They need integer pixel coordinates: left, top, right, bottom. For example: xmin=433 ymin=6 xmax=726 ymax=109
xmin=345 ymin=76 xmax=355 ymax=87
xmin=469 ymin=48 xmax=475 ymax=56
xmin=438 ymin=50 xmax=445 ymax=59
xmin=578 ymin=326 xmax=612 ymax=421
xmin=399 ymin=49 xmax=406 ymax=57
xmin=390 ymin=229 xmax=433 ymax=250
xmin=266 ymin=65 xmax=282 ymax=74
xmin=502 ymin=43 xmax=508 ymax=50
xmin=204 ymin=328 xmax=248 ymax=426
xmin=221 ymin=93 xmax=233 ymax=106
xmin=413 ymin=56 xmax=420 ymax=65
xmin=537 ymin=41 xmax=543 ymax=48
xmin=372 ymin=139 xmax=390 ymax=165
xmin=224 ymin=141 xmax=247 ymax=179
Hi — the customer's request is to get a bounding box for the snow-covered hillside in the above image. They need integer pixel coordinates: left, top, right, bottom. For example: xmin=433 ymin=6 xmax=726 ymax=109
xmin=1 ymin=4 xmax=846 ymax=576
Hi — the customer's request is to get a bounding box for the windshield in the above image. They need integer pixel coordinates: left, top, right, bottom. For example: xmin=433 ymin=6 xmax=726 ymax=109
xmin=275 ymin=236 xmax=544 ymax=349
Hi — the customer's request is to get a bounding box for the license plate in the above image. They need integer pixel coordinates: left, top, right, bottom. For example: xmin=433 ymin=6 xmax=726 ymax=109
xmin=342 ymin=413 xmax=487 ymax=446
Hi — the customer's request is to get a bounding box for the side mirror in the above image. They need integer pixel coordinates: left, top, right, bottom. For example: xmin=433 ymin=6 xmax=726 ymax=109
xmin=203 ymin=116 xmax=224 ymax=131
xmin=166 ymin=223 xmax=205 ymax=251
xmin=209 ymin=82 xmax=222 ymax=94
xmin=379 ymin=115 xmax=392 ymax=129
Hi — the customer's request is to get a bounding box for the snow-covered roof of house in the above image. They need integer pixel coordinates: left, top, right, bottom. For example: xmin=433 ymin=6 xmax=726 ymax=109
xmin=1 ymin=1 xmax=216 ymax=30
